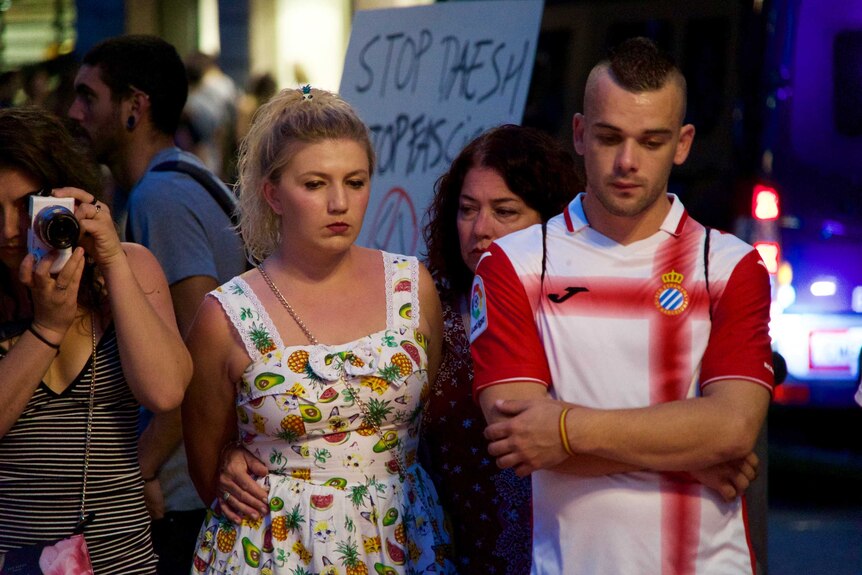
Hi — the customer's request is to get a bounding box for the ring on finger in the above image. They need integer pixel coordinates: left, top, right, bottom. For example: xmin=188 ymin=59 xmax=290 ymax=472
xmin=223 ymin=491 xmax=231 ymax=502
xmin=94 ymin=202 xmax=102 ymax=214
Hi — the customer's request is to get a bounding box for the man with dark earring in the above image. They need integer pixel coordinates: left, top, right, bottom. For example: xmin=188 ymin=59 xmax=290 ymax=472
xmin=70 ymin=35 xmax=245 ymax=575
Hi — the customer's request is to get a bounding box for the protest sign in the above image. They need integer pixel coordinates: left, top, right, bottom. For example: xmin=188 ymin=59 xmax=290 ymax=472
xmin=340 ymin=0 xmax=544 ymax=255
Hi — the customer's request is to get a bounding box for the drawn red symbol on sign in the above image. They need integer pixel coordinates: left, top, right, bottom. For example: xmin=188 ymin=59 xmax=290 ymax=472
xmin=368 ymin=186 xmax=418 ymax=254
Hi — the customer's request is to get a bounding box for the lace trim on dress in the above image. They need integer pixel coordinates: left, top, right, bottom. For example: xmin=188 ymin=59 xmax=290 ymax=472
xmin=383 ymin=252 xmax=420 ymax=331
xmin=384 ymin=252 xmax=395 ymax=330
xmin=240 ymin=277 xmax=284 ymax=354
xmin=409 ymin=255 xmax=420 ymax=330
xmin=211 ymin=277 xmax=284 ymax=361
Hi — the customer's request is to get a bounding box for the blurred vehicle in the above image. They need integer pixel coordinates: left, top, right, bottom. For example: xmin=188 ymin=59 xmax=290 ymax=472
xmin=739 ymin=0 xmax=862 ymax=408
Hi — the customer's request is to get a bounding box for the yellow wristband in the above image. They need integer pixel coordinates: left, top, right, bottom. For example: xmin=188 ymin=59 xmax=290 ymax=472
xmin=559 ymin=408 xmax=575 ymax=456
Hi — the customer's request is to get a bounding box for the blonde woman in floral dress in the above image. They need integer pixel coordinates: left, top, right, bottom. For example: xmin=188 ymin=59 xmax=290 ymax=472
xmin=182 ymin=87 xmax=454 ymax=575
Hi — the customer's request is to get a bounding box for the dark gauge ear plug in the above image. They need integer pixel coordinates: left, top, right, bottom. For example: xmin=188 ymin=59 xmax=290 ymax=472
xmin=127 ymin=116 xmax=135 ymax=130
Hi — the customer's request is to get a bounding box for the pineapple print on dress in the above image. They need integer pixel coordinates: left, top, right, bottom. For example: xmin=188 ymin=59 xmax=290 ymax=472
xmin=191 ymin=253 xmax=454 ymax=573
xmin=216 ymin=519 xmax=238 ymax=554
xmin=337 ymin=538 xmax=369 ymax=575
xmin=249 ymin=323 xmax=277 ymax=355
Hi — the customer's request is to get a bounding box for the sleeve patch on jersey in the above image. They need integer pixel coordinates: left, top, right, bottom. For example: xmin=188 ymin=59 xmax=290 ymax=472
xmin=469 ymin=275 xmax=488 ymax=343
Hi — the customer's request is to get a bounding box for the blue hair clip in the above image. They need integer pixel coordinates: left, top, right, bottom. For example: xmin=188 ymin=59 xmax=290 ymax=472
xmin=301 ymin=84 xmax=313 ymax=101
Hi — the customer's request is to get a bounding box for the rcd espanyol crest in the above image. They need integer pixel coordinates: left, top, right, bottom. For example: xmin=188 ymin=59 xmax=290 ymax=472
xmin=654 ymin=270 xmax=689 ymax=315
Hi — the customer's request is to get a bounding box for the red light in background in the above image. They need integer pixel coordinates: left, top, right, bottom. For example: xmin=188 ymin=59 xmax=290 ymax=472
xmin=773 ymin=383 xmax=811 ymax=405
xmin=755 ymin=241 xmax=780 ymax=274
xmin=752 ymin=184 xmax=780 ymax=220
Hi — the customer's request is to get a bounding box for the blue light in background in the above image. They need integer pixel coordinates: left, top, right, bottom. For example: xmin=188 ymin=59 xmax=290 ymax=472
xmin=820 ymin=219 xmax=846 ymax=239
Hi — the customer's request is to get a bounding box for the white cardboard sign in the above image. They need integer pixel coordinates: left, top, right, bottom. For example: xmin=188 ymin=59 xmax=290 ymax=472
xmin=340 ymin=0 xmax=544 ymax=256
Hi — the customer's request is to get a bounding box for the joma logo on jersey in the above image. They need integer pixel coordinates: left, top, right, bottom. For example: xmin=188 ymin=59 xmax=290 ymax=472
xmin=654 ymin=269 xmax=689 ymax=316
xmin=548 ymin=286 xmax=590 ymax=303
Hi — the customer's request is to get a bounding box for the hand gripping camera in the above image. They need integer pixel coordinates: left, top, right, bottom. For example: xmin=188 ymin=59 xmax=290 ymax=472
xmin=28 ymin=195 xmax=80 ymax=274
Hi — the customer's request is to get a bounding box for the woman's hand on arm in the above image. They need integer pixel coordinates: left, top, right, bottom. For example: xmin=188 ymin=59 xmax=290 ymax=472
xmin=217 ymin=445 xmax=270 ymax=523
xmin=182 ymin=296 xmax=242 ymax=506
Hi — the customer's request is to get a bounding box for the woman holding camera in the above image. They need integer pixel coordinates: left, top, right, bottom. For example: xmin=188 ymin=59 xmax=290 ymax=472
xmin=0 ymin=107 xmax=192 ymax=573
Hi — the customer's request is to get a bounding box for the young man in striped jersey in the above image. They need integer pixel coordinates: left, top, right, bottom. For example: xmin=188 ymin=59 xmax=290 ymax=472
xmin=471 ymin=37 xmax=773 ymax=574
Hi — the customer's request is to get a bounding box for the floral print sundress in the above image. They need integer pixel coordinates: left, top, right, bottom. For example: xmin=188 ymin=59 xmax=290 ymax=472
xmin=191 ymin=252 xmax=454 ymax=575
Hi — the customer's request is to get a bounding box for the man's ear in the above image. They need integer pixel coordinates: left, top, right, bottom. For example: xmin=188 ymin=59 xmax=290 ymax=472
xmin=673 ymin=124 xmax=696 ymax=165
xmin=125 ymin=90 xmax=150 ymax=131
xmin=572 ymin=113 xmax=586 ymax=156
xmin=262 ymin=180 xmax=282 ymax=215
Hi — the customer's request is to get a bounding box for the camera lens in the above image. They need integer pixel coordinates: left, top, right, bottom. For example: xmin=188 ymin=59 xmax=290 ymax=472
xmin=35 ymin=206 xmax=80 ymax=249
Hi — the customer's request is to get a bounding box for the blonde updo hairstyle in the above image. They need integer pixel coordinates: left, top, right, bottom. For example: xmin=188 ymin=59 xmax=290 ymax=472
xmin=236 ymin=87 xmax=376 ymax=262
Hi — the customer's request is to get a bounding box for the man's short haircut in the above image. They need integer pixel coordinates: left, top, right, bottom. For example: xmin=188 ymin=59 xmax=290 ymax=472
xmin=82 ymin=35 xmax=188 ymax=135
xmin=593 ymin=37 xmax=687 ymax=119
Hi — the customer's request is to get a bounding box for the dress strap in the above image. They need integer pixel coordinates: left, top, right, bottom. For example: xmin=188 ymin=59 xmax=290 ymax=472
xmin=209 ymin=277 xmax=284 ymax=361
xmin=383 ymin=251 xmax=420 ymax=330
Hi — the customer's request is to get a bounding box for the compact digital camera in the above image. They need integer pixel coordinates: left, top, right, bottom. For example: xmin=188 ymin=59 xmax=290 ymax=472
xmin=28 ymin=195 xmax=79 ymax=274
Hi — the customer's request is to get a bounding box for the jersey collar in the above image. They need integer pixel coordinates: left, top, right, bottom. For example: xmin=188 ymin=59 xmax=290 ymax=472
xmin=564 ymin=193 xmax=689 ymax=236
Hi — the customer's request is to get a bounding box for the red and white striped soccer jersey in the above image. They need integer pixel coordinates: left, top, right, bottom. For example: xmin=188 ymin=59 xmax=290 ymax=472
xmin=471 ymin=194 xmax=774 ymax=574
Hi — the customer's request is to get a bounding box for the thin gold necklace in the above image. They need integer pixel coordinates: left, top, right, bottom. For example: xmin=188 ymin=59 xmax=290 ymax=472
xmin=257 ymin=263 xmax=318 ymax=346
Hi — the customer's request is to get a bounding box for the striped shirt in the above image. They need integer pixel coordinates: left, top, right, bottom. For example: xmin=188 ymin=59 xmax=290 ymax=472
xmin=0 ymin=324 xmax=158 ymax=574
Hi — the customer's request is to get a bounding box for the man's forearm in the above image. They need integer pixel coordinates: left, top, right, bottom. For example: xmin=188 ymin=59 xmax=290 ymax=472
xmin=138 ymin=408 xmax=183 ymax=478
xmin=137 ymin=275 xmax=214 ymax=478
xmin=564 ymin=380 xmax=770 ymax=472
xmin=483 ymin=379 xmax=769 ymax=477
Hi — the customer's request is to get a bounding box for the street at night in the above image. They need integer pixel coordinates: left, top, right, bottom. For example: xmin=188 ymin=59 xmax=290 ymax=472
xmin=767 ymin=407 xmax=862 ymax=574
